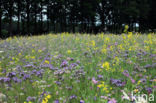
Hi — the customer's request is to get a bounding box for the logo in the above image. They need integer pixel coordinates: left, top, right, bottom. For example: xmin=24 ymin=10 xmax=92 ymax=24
xmin=122 ymin=90 xmax=154 ymax=103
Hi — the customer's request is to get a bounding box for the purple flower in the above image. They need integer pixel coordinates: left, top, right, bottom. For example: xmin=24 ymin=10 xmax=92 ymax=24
xmin=146 ymin=87 xmax=152 ymax=94
xmin=40 ymin=63 xmax=54 ymax=70
xmin=60 ymin=60 xmax=68 ymax=68
xmin=49 ymin=64 xmax=54 ymax=70
xmin=67 ymin=57 xmax=74 ymax=61
xmin=19 ymin=72 xmax=25 ymax=77
xmin=144 ymin=64 xmax=152 ymax=69
xmin=24 ymin=64 xmax=36 ymax=68
xmin=23 ymin=74 xmax=31 ymax=80
xmin=3 ymin=77 xmax=11 ymax=82
xmin=54 ymin=69 xmax=65 ymax=75
xmin=26 ymin=96 xmax=36 ymax=102
xmin=122 ymin=70 xmax=130 ymax=77
xmin=115 ymin=42 xmax=118 ymax=46
xmin=110 ymin=78 xmax=126 ymax=87
xmin=2 ymin=69 xmax=6 ymax=73
xmin=94 ymin=96 xmax=97 ymax=101
xmin=76 ymin=60 xmax=80 ymax=64
xmin=40 ymin=55 xmax=54 ymax=70
xmin=137 ymin=53 xmax=142 ymax=56
xmin=70 ymin=95 xmax=77 ymax=99
xmin=69 ymin=63 xmax=78 ymax=69
xmin=6 ymin=72 xmax=16 ymax=78
xmin=0 ymin=77 xmax=4 ymax=81
xmin=66 ymin=86 xmax=72 ymax=90
xmin=138 ymin=73 xmax=143 ymax=77
xmin=32 ymin=69 xmax=37 ymax=74
xmin=152 ymin=63 xmax=156 ymax=68
xmin=36 ymin=70 xmax=43 ymax=78
xmin=0 ymin=77 xmax=10 ymax=83
xmin=54 ymin=100 xmax=59 ymax=103
xmin=140 ymin=78 xmax=146 ymax=83
xmin=54 ymin=81 xmax=61 ymax=85
xmin=80 ymin=100 xmax=85 ymax=103
xmin=12 ymin=77 xmax=22 ymax=83
xmin=97 ymin=75 xmax=103 ymax=79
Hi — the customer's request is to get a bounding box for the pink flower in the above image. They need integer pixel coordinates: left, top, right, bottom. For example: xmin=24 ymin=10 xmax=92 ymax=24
xmin=100 ymin=96 xmax=108 ymax=99
xmin=92 ymin=77 xmax=98 ymax=84
xmin=122 ymin=70 xmax=130 ymax=77
xmin=130 ymin=77 xmax=135 ymax=83
xmin=108 ymin=98 xmax=117 ymax=103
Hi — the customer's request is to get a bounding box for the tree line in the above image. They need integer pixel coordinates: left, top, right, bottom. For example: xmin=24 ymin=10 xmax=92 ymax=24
xmin=0 ymin=0 xmax=156 ymax=38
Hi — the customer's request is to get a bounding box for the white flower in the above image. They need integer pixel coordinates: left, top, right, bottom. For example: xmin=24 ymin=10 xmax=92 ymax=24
xmin=0 ymin=93 xmax=6 ymax=102
xmin=0 ymin=51 xmax=4 ymax=53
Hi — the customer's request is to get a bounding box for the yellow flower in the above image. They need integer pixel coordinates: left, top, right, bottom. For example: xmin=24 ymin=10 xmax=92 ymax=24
xmin=137 ymin=80 xmax=141 ymax=85
xmin=45 ymin=60 xmax=50 ymax=64
xmin=128 ymin=32 xmax=132 ymax=39
xmin=67 ymin=50 xmax=72 ymax=54
xmin=38 ymin=49 xmax=42 ymax=53
xmin=119 ymin=45 xmax=123 ymax=50
xmin=91 ymin=40 xmax=95 ymax=47
xmin=106 ymin=90 xmax=109 ymax=93
xmin=134 ymin=89 xmax=139 ymax=93
xmin=129 ymin=47 xmax=132 ymax=51
xmin=76 ymin=37 xmax=80 ymax=41
xmin=46 ymin=94 xmax=51 ymax=99
xmin=6 ymin=37 xmax=12 ymax=41
xmin=19 ymin=53 xmax=22 ymax=56
xmin=102 ymin=62 xmax=110 ymax=71
xmin=24 ymin=102 xmax=32 ymax=103
xmin=148 ymin=34 xmax=152 ymax=39
xmin=101 ymin=48 xmax=107 ymax=54
xmin=102 ymin=62 xmax=109 ymax=68
xmin=31 ymin=56 xmax=35 ymax=59
xmin=97 ymin=81 xmax=111 ymax=93
xmin=25 ymin=55 xmax=29 ymax=59
xmin=124 ymin=25 xmax=129 ymax=33
xmin=113 ymin=57 xmax=119 ymax=65
xmin=16 ymin=58 xmax=19 ymax=61
xmin=105 ymin=37 xmax=110 ymax=42
xmin=125 ymin=25 xmax=129 ymax=29
xmin=42 ymin=98 xmax=48 ymax=103
xmin=145 ymin=46 xmax=149 ymax=51
xmin=102 ymin=87 xmax=108 ymax=91
xmin=32 ymin=49 xmax=35 ymax=53
xmin=97 ymin=84 xmax=103 ymax=88
xmin=12 ymin=57 xmax=15 ymax=60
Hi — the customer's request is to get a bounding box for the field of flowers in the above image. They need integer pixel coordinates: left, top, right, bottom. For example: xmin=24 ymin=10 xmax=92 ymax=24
xmin=0 ymin=33 xmax=156 ymax=103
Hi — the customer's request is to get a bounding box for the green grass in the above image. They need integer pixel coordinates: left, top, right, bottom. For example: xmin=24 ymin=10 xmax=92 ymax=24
xmin=0 ymin=33 xmax=156 ymax=103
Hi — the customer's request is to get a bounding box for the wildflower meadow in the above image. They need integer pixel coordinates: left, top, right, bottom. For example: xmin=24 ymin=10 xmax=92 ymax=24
xmin=0 ymin=33 xmax=156 ymax=103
